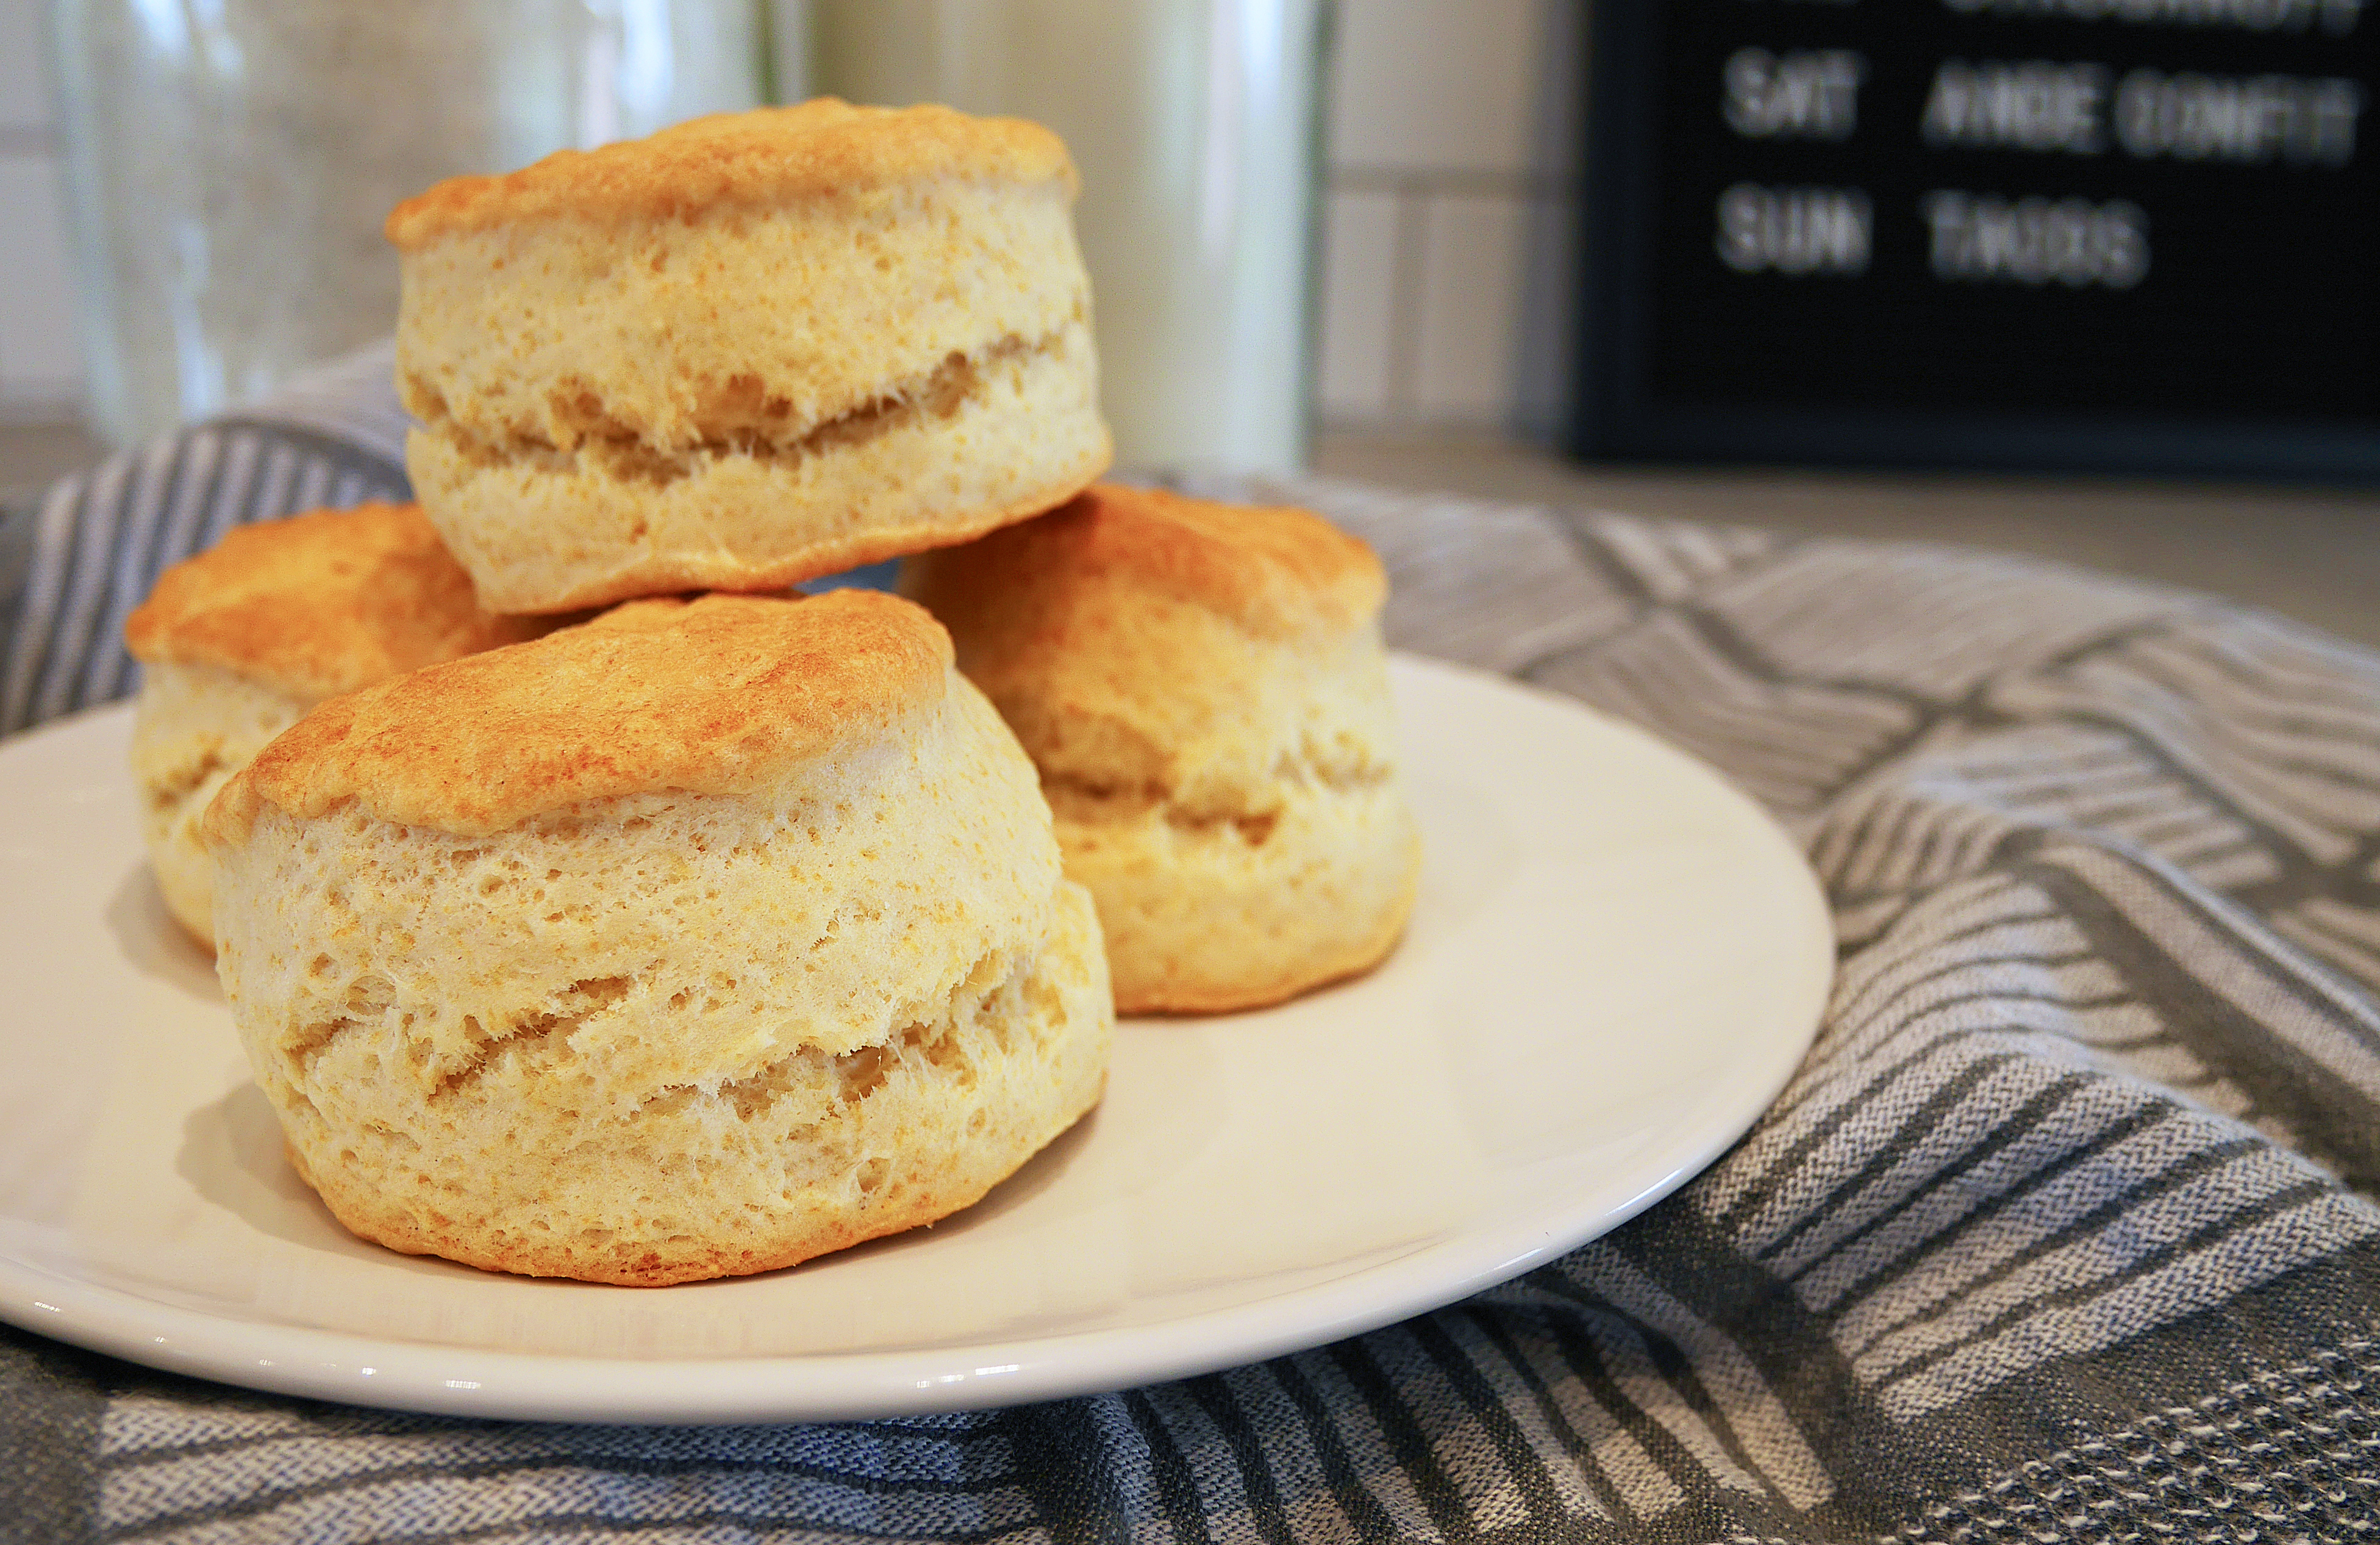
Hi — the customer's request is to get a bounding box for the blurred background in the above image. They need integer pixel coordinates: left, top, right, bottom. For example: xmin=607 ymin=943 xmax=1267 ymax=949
xmin=0 ymin=1 xmax=1576 ymax=460
xmin=0 ymin=0 xmax=2373 ymax=646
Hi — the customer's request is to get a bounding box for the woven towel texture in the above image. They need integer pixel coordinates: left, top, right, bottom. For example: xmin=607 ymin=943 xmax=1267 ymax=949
xmin=3 ymin=370 xmax=2378 ymax=1543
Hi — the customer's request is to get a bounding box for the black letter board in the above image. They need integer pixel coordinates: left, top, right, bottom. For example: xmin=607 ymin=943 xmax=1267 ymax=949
xmin=1568 ymin=0 xmax=2380 ymax=479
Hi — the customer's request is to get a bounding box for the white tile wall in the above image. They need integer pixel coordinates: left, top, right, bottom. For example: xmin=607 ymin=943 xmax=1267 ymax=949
xmin=0 ymin=0 xmax=79 ymax=419
xmin=1412 ymin=192 xmax=1529 ymax=423
xmin=0 ymin=157 xmax=80 ymax=402
xmin=1317 ymin=188 xmax=1400 ymax=420
xmin=0 ymin=0 xmax=1572 ymax=438
xmin=0 ymin=0 xmax=48 ymax=131
xmin=1328 ymin=0 xmax=1542 ymax=177
xmin=1315 ymin=0 xmax=1574 ymax=434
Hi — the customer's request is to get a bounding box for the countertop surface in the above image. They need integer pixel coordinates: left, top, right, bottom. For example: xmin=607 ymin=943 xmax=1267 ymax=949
xmin=9 ymin=418 xmax=2376 ymax=650
xmin=1314 ymin=430 xmax=2380 ymax=651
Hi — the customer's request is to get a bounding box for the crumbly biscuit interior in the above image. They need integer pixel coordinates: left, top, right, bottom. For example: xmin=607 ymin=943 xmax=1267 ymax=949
xmin=397 ymin=181 xmax=1088 ymax=471
xmin=1056 ymin=778 xmax=1418 ymax=1015
xmin=1022 ymin=620 xmax=1420 ymax=1012
xmin=218 ymin=683 xmax=1056 ymax=1089
xmin=131 ymin=661 xmax=312 ymax=946
xmin=998 ymin=611 xmax=1404 ymax=837
xmin=279 ymin=877 xmax=1108 ymax=1284
xmin=423 ymin=329 xmax=1079 ymax=496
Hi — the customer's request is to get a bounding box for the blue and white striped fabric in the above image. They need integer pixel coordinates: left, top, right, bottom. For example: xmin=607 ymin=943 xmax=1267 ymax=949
xmin=5 ymin=357 xmax=2379 ymax=1543
xmin=0 ymin=341 xmax=411 ymax=737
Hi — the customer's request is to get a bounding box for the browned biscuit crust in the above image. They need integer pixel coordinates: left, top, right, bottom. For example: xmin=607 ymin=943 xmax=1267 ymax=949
xmin=122 ymin=502 xmax=551 ymax=701
xmin=919 ymin=484 xmax=1387 ymax=643
xmin=287 ymin=1130 xmax=971 ymax=1287
xmin=204 ymin=590 xmax=950 ymax=844
xmin=386 ymin=98 xmax=1075 ymax=248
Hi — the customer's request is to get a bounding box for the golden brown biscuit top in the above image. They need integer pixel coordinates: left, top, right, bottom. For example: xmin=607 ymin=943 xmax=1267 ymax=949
xmin=204 ymin=590 xmax=952 ymax=844
xmin=919 ymin=484 xmax=1386 ymax=640
xmin=123 ymin=502 xmax=551 ymax=702
xmin=386 ymin=98 xmax=1077 ymax=248
xmin=575 ymin=595 xmax=698 ymax=633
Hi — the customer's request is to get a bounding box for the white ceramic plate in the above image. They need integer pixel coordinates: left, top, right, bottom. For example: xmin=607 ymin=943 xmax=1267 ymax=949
xmin=0 ymin=656 xmax=1830 ymax=1424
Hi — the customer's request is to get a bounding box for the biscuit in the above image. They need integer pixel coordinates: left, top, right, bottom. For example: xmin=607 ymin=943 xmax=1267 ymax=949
xmin=123 ymin=502 xmax=551 ymax=947
xmin=202 ymin=590 xmax=1112 ymax=1286
xmin=904 ymin=486 xmax=1421 ymax=1013
xmin=390 ymin=99 xmax=1112 ymax=613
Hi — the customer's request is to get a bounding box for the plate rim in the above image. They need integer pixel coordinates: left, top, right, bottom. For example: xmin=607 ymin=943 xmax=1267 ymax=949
xmin=0 ymin=655 xmax=1832 ymax=1423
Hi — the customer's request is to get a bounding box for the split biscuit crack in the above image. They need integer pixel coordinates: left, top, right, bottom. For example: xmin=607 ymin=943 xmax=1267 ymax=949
xmin=416 ymin=331 xmax=1057 ymax=487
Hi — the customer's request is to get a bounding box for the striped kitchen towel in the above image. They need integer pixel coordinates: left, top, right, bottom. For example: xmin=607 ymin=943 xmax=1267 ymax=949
xmin=0 ymin=342 xmax=412 ymax=739
xmin=4 ymin=354 xmax=2379 ymax=1543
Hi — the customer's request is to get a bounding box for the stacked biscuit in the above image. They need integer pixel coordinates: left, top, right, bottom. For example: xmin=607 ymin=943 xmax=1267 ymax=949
xmin=907 ymin=484 xmax=1421 ymax=1013
xmin=142 ymin=100 xmax=1417 ymax=1288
